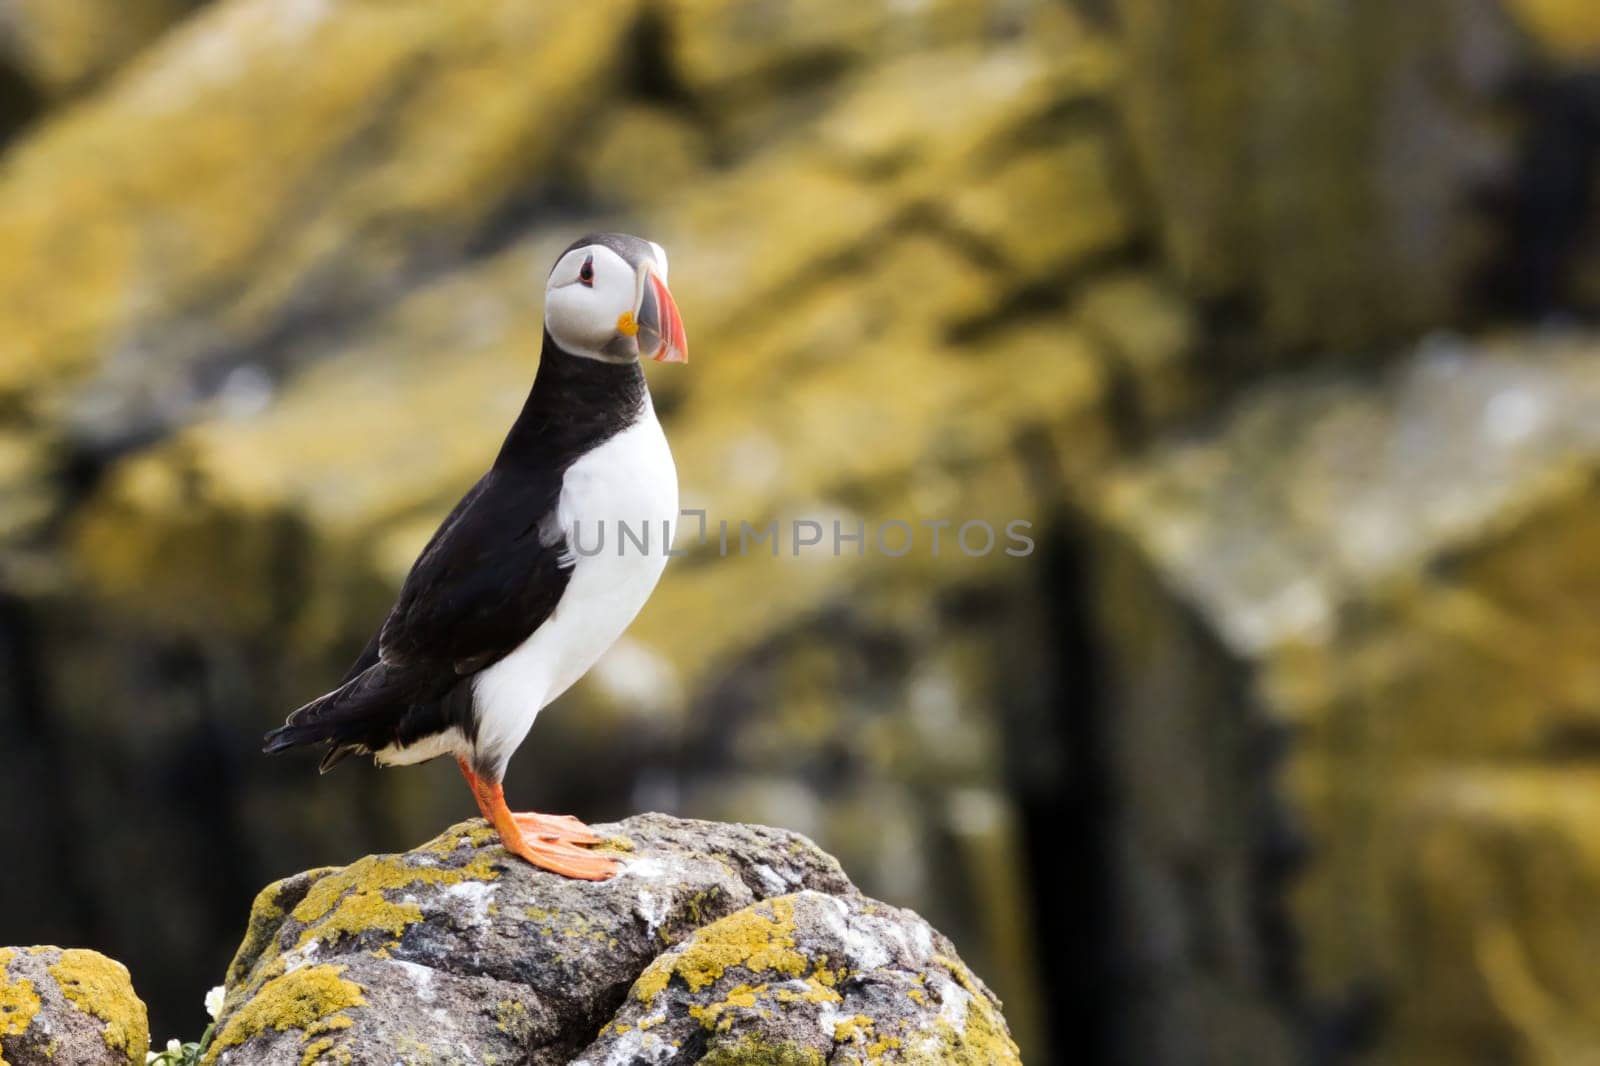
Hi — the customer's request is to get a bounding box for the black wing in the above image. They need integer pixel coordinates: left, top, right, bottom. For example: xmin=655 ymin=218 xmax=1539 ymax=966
xmin=264 ymin=466 xmax=573 ymax=763
xmin=378 ymin=467 xmax=571 ymax=672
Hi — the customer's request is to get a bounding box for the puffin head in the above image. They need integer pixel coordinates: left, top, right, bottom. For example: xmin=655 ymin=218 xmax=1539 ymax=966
xmin=543 ymin=233 xmax=687 ymax=365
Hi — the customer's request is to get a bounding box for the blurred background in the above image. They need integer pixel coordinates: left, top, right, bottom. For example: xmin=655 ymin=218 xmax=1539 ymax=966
xmin=0 ymin=0 xmax=1599 ymax=1063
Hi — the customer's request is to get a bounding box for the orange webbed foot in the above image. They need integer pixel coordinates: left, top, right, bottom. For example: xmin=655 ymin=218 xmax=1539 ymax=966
xmin=504 ymin=834 xmax=620 ymax=881
xmin=458 ymin=757 xmax=618 ymax=881
xmin=513 ymin=811 xmax=602 ymax=845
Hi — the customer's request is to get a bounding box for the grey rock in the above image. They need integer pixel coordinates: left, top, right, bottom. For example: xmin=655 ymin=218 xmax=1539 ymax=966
xmin=209 ymin=813 xmax=1018 ymax=1065
xmin=0 ymin=946 xmax=149 ymax=1066
xmin=576 ymin=890 xmax=1019 ymax=1066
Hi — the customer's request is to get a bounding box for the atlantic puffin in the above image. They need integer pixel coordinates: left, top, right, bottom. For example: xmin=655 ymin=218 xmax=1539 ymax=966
xmin=264 ymin=233 xmax=687 ymax=881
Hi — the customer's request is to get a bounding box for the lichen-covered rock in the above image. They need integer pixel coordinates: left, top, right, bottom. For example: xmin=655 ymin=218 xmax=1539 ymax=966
xmin=0 ymin=946 xmax=149 ymax=1065
xmin=1503 ymin=0 xmax=1600 ymax=63
xmin=210 ymin=815 xmax=1017 ymax=1065
xmin=0 ymin=0 xmax=637 ymax=536
xmin=1088 ymin=332 xmax=1600 ymax=1063
xmin=37 ymin=13 xmax=1161 ymax=1053
xmin=0 ymin=0 xmax=193 ymax=95
xmin=580 ymin=892 xmax=1019 ymax=1065
xmin=1113 ymin=0 xmax=1590 ymax=351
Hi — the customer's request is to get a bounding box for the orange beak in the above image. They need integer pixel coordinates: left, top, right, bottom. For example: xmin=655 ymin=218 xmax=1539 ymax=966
xmin=638 ymin=271 xmax=688 ymax=364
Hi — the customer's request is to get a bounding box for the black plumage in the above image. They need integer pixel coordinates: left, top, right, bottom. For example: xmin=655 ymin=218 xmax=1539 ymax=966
xmin=262 ymin=328 xmax=646 ymax=772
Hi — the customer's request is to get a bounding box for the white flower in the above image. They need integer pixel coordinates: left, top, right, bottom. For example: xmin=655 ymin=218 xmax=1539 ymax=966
xmin=167 ymin=1039 xmax=182 ymax=1054
xmin=205 ymin=985 xmax=226 ymax=1021
xmin=146 ymin=1053 xmax=160 ymax=1065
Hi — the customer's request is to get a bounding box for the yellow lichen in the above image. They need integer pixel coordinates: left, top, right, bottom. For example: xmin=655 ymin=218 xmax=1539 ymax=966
xmin=866 ymin=1034 xmax=903 ymax=1058
xmin=896 ymin=968 xmax=1021 ymax=1066
xmin=832 ymin=1014 xmax=873 ymax=1042
xmin=688 ymin=983 xmax=766 ymax=1032
xmin=48 ymin=949 xmax=149 ymax=1061
xmin=930 ymin=993 xmax=1021 ymax=1065
xmin=289 ymin=851 xmax=500 ymax=951
xmin=206 ymin=964 xmax=365 ymax=1062
xmin=633 ymin=897 xmax=809 ymax=1003
xmin=834 ymin=1010 xmax=904 ymax=1065
xmin=632 ymin=960 xmax=668 ymax=1002
xmin=930 ymin=955 xmax=981 ymax=997
xmin=299 ymin=1036 xmax=335 ymax=1066
xmin=225 ymin=872 xmax=331 ymax=988
xmin=769 ymin=975 xmax=843 ymax=1009
xmin=420 ymin=820 xmax=499 ymax=853
xmin=0 ymin=948 xmax=43 ymax=1063
xmin=235 ymin=954 xmax=290 ymax=1005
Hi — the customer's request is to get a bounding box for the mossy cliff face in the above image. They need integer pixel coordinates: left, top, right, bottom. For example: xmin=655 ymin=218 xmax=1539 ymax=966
xmin=0 ymin=946 xmax=148 ymax=1066
xmin=0 ymin=0 xmax=637 ymax=544
xmin=210 ymin=814 xmax=1015 ymax=1065
xmin=0 ymin=0 xmax=1596 ymax=1061
xmin=5 ymin=1 xmax=1157 ymax=1053
xmin=1114 ymin=0 xmax=1600 ymax=352
xmin=1087 ymin=334 xmax=1600 ymax=1064
xmin=0 ymin=0 xmax=193 ymax=97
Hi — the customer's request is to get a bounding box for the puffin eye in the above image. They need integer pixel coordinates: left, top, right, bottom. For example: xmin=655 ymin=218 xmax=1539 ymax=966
xmin=578 ymin=255 xmax=594 ymax=287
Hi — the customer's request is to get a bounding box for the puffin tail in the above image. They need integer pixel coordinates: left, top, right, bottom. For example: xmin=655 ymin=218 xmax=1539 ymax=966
xmin=262 ymin=662 xmax=405 ymax=766
xmin=261 ymin=683 xmax=355 ymax=757
xmin=261 ymin=724 xmax=359 ymax=774
xmin=262 ymin=723 xmax=357 ymax=773
xmin=265 ymin=653 xmax=464 ymax=772
xmin=260 ymin=726 xmax=306 ymax=755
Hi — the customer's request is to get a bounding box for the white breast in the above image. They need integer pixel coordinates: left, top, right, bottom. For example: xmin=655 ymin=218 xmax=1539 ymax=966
xmin=469 ymin=403 xmax=678 ymax=776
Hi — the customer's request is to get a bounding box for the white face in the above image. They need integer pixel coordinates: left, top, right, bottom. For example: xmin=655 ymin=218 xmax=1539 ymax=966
xmin=544 ymin=243 xmax=664 ymax=363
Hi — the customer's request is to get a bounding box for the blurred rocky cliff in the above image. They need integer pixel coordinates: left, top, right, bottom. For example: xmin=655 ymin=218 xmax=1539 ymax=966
xmin=0 ymin=1 xmax=1598 ymax=1063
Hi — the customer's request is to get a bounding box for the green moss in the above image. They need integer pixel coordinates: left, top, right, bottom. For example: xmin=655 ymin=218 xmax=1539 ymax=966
xmin=206 ymin=964 xmax=365 ymax=1063
xmin=0 ymin=948 xmax=43 ymax=1064
xmin=493 ymin=999 xmax=529 ymax=1036
xmin=697 ymin=1036 xmax=824 ymax=1066
xmin=521 ymin=907 xmax=619 ymax=950
xmin=685 ymin=887 xmax=720 ymax=928
xmin=394 ymin=1033 xmax=451 ymax=1063
xmin=48 ymin=949 xmax=149 ymax=1061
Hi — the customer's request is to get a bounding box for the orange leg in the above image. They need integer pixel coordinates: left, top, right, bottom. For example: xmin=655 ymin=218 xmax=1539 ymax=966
xmin=455 ymin=758 xmax=616 ymax=881
xmin=455 ymin=758 xmax=601 ymax=844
